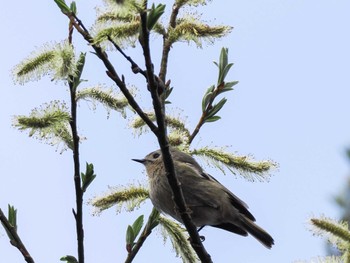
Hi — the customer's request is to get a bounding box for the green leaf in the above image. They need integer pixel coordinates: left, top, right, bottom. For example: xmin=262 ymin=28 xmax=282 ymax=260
xmin=54 ymin=0 xmax=71 ymax=15
xmin=72 ymin=52 xmax=86 ymax=90
xmin=70 ymin=1 xmax=77 ymax=15
xmin=60 ymin=255 xmax=78 ymax=263
xmin=219 ymin=47 xmax=228 ymax=70
xmin=146 ymin=207 xmax=160 ymax=230
xmin=201 ymin=85 xmax=215 ymax=111
xmin=81 ymin=163 xmax=96 ymax=192
xmin=163 ymin=86 xmax=173 ymax=104
xmin=205 ymin=116 xmax=221 ymax=123
xmin=216 ymin=47 xmax=233 ymax=85
xmin=161 ymin=81 xmax=173 ymax=104
xmin=126 ymin=215 xmax=144 ymax=249
xmin=207 ymin=97 xmax=227 ymax=118
xmin=147 ymin=4 xmax=166 ymax=30
xmin=220 ymin=63 xmax=233 ymax=83
xmin=8 ymin=204 xmax=17 ymax=231
xmin=1 ymin=205 xmax=17 ymax=241
xmin=126 ymin=225 xmax=135 ymax=245
xmin=132 ymin=215 xmax=144 ymax=238
xmin=221 ymin=81 xmax=238 ymax=92
xmin=201 ymin=91 xmax=213 ymax=112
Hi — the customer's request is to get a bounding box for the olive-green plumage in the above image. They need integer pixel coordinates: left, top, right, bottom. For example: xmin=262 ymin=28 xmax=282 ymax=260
xmin=133 ymin=147 xmax=274 ymax=248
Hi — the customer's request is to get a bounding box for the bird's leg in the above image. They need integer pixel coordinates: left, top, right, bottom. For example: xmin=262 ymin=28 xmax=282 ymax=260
xmin=186 ymin=226 xmax=205 ymax=242
xmin=197 ymin=226 xmax=206 ymax=242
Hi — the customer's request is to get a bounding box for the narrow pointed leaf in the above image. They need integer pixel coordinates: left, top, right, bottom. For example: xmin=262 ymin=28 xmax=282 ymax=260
xmin=132 ymin=215 xmax=144 ymax=238
xmin=207 ymin=97 xmax=227 ymax=118
xmin=220 ymin=63 xmax=233 ymax=83
xmin=201 ymin=91 xmax=213 ymax=112
xmin=8 ymin=205 xmax=17 ymax=231
xmin=145 ymin=207 xmax=160 ymax=230
xmin=219 ymin=47 xmax=228 ymax=70
xmin=201 ymin=85 xmax=215 ymax=111
xmin=205 ymin=116 xmax=221 ymax=123
xmin=81 ymin=163 xmax=96 ymax=192
xmin=60 ymin=255 xmax=78 ymax=263
xmin=126 ymin=225 xmax=135 ymax=245
xmin=70 ymin=1 xmax=77 ymax=15
xmin=54 ymin=0 xmax=71 ymax=15
xmin=217 ymin=47 xmax=230 ymax=84
xmin=147 ymin=4 xmax=166 ymax=30
xmin=222 ymin=81 xmax=238 ymax=90
xmin=72 ymin=52 xmax=86 ymax=90
xmin=1 ymin=205 xmax=17 ymax=241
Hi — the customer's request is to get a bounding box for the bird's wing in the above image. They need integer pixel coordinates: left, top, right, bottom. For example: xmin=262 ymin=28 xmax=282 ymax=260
xmin=171 ymin=148 xmax=255 ymax=221
xmin=184 ymin=162 xmax=255 ymax=221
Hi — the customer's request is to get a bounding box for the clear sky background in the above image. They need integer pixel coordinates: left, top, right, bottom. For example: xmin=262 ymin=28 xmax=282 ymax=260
xmin=1 ymin=0 xmax=350 ymax=262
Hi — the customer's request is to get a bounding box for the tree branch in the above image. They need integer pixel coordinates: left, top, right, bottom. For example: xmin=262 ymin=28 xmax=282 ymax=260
xmin=139 ymin=9 xmax=213 ymax=263
xmin=189 ymin=82 xmax=224 ymax=144
xmin=158 ymin=3 xmax=180 ymax=82
xmin=66 ymin=21 xmax=85 ymax=263
xmin=0 ymin=209 xmax=35 ymax=263
xmin=66 ymin=9 xmax=212 ymax=263
xmin=68 ymin=79 xmax=85 ymax=263
xmin=107 ymin=36 xmax=148 ymax=79
xmin=68 ymin=14 xmax=159 ymax=135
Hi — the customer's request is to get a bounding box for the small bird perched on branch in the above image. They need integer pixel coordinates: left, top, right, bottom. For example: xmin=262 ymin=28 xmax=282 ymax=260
xmin=133 ymin=147 xmax=274 ymax=248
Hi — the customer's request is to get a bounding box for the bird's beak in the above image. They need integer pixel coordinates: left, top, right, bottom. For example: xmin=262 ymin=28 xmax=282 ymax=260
xmin=132 ymin=158 xmax=146 ymax=164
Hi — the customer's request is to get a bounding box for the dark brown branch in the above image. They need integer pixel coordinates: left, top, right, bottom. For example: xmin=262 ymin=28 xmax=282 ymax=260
xmin=107 ymin=36 xmax=148 ymax=79
xmin=0 ymin=209 xmax=35 ymax=263
xmin=139 ymin=10 xmax=213 ymax=263
xmin=189 ymin=82 xmax=224 ymax=144
xmin=67 ymin=10 xmax=212 ymax=262
xmin=158 ymin=3 xmax=180 ymax=82
xmin=68 ymin=80 xmax=85 ymax=263
xmin=67 ymin=14 xmax=159 ymax=135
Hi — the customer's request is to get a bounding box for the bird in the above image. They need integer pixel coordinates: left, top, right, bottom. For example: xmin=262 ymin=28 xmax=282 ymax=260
xmin=132 ymin=147 xmax=274 ymax=248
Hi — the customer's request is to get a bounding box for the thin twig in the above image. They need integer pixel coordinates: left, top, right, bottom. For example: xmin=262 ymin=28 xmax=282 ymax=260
xmin=0 ymin=209 xmax=35 ymax=263
xmin=66 ymin=20 xmax=85 ymax=263
xmin=158 ymin=3 xmax=180 ymax=82
xmin=139 ymin=9 xmax=213 ymax=263
xmin=124 ymin=209 xmax=158 ymax=263
xmin=67 ymin=14 xmax=158 ymax=135
xmin=67 ymin=9 xmax=212 ymax=263
xmin=107 ymin=36 xmax=148 ymax=79
xmin=69 ymin=80 xmax=85 ymax=263
xmin=124 ymin=228 xmax=152 ymax=263
xmin=189 ymin=82 xmax=224 ymax=144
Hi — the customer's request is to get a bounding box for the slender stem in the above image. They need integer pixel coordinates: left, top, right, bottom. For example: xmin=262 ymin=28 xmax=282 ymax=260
xmin=189 ymin=82 xmax=224 ymax=144
xmin=0 ymin=209 xmax=35 ymax=263
xmin=140 ymin=10 xmax=213 ymax=263
xmin=66 ymin=10 xmax=212 ymax=263
xmin=68 ymin=15 xmax=158 ymax=135
xmin=69 ymin=81 xmax=84 ymax=263
xmin=159 ymin=3 xmax=180 ymax=82
xmin=189 ymin=115 xmax=205 ymax=145
xmin=108 ymin=36 xmax=148 ymax=79
xmin=124 ymin=208 xmax=158 ymax=263
xmin=124 ymin=229 xmax=152 ymax=263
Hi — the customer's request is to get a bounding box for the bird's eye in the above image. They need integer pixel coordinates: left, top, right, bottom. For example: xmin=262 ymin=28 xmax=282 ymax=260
xmin=152 ymin=153 xmax=160 ymax=159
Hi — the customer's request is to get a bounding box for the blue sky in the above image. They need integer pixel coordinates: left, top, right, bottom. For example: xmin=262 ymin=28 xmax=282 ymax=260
xmin=1 ymin=0 xmax=350 ymax=262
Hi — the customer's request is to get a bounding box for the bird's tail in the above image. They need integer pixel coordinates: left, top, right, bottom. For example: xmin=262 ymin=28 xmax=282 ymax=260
xmin=240 ymin=217 xmax=274 ymax=249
